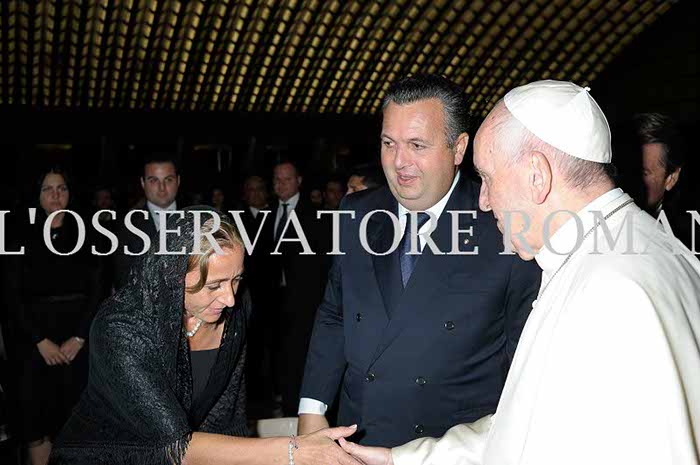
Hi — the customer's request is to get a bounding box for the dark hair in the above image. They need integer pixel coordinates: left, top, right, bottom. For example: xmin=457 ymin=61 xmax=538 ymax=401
xmin=273 ymin=159 xmax=301 ymax=177
xmin=382 ymin=74 xmax=471 ymax=149
xmin=37 ymin=165 xmax=70 ymax=193
xmin=143 ymin=152 xmax=179 ymax=177
xmin=634 ymin=112 xmax=685 ymax=175
xmin=350 ymin=163 xmax=386 ymax=189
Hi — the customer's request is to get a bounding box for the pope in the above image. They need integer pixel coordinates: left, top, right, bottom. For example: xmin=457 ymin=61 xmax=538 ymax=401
xmin=340 ymin=80 xmax=700 ymax=465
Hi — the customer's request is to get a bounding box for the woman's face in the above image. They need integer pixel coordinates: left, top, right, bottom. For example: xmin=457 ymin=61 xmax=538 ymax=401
xmin=184 ymin=246 xmax=244 ymax=324
xmin=40 ymin=172 xmax=69 ymax=215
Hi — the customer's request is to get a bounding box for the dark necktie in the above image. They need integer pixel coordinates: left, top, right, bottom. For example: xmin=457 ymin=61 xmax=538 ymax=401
xmin=274 ymin=203 xmax=289 ymax=243
xmin=399 ymin=212 xmax=430 ymax=288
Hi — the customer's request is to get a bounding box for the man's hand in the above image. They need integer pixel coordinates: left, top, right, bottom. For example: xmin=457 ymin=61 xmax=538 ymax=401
xmin=296 ymin=425 xmax=362 ymax=465
xmin=339 ymin=437 xmax=394 ymax=465
xmin=60 ymin=337 xmax=84 ymax=362
xmin=298 ymin=413 xmax=330 ymax=435
xmin=37 ymin=338 xmax=70 ymax=366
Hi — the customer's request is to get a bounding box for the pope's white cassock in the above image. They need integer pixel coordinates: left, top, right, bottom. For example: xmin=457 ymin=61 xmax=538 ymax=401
xmin=392 ymin=188 xmax=700 ymax=465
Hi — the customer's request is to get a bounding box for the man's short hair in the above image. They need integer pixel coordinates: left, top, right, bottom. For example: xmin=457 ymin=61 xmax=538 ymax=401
xmin=382 ymin=74 xmax=471 ymax=149
xmin=349 ymin=163 xmax=386 ymax=189
xmin=143 ymin=153 xmax=179 ymax=177
xmin=244 ymin=174 xmax=267 ymax=188
xmin=273 ymin=159 xmax=301 ymax=177
xmin=634 ymin=112 xmax=685 ymax=175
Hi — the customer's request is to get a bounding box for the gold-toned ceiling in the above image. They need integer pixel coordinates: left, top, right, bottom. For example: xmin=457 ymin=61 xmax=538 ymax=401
xmin=0 ymin=0 xmax=675 ymax=117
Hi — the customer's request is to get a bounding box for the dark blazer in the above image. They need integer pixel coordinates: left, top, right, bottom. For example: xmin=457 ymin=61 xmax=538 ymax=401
xmin=270 ymin=197 xmax=332 ymax=415
xmin=113 ymin=209 xmax=158 ymax=291
xmin=300 ymin=174 xmax=541 ymax=447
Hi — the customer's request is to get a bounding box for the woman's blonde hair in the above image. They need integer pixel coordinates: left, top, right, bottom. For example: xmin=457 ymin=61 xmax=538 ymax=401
xmin=185 ymin=215 xmax=244 ymax=293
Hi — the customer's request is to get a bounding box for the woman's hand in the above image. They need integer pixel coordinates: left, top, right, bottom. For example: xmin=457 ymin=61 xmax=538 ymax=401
xmin=60 ymin=337 xmax=84 ymax=361
xmin=295 ymin=425 xmax=363 ymax=465
xmin=37 ymin=338 xmax=70 ymax=366
xmin=339 ymin=437 xmax=394 ymax=465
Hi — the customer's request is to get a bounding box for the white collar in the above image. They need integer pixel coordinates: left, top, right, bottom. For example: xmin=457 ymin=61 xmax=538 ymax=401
xmin=397 ymin=170 xmax=460 ymax=228
xmin=278 ymin=192 xmax=300 ymax=210
xmin=146 ymin=200 xmax=177 ymax=231
xmin=535 ymin=188 xmax=628 ymax=277
xmin=146 ymin=200 xmax=177 ymax=213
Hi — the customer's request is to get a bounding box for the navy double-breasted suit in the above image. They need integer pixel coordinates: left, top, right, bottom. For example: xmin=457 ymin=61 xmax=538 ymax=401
xmin=300 ymin=174 xmax=541 ymax=447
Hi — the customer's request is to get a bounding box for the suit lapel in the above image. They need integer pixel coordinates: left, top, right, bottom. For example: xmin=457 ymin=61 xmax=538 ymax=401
xmin=367 ymin=174 xmax=479 ymax=369
xmin=368 ymin=193 xmax=402 ymax=320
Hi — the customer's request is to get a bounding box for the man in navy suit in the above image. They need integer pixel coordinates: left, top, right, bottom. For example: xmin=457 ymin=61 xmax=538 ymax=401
xmin=270 ymin=161 xmax=331 ymax=417
xmin=297 ymin=74 xmax=541 ymax=447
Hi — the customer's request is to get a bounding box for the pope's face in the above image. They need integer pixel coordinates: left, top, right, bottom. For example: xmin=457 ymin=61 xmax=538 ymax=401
xmin=474 ymin=128 xmax=537 ymax=260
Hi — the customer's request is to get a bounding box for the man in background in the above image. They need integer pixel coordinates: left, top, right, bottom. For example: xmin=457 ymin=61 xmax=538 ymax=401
xmin=113 ymin=153 xmax=180 ymax=290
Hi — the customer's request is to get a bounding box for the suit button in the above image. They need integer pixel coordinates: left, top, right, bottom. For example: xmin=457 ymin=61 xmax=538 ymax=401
xmin=444 ymin=321 xmax=455 ymax=331
xmin=356 ymin=313 xmax=362 ymax=322
xmin=414 ymin=424 xmax=424 ymax=435
xmin=415 ymin=377 xmax=427 ymax=386
xmin=366 ymin=372 xmax=375 ymax=382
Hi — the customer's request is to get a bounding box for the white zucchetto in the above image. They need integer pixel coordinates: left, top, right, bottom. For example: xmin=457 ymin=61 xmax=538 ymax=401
xmin=504 ymin=80 xmax=612 ymax=164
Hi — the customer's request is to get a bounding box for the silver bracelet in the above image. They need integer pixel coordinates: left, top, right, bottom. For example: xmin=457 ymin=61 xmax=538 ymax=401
xmin=288 ymin=435 xmax=299 ymax=465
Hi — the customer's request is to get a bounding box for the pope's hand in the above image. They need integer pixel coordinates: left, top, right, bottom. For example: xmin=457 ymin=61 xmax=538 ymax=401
xmin=295 ymin=425 xmax=364 ymax=465
xmin=339 ymin=437 xmax=394 ymax=465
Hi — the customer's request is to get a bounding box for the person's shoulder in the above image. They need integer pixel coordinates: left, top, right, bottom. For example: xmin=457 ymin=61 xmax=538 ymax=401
xmin=341 ymin=185 xmax=394 ymax=214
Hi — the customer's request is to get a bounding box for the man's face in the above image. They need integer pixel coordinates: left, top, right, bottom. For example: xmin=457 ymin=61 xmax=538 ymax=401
xmin=346 ymin=175 xmax=367 ymax=195
xmin=141 ymin=162 xmax=180 ymax=208
xmin=642 ymin=143 xmax=678 ymax=210
xmin=324 ymin=181 xmax=344 ymax=209
xmin=211 ymin=189 xmax=225 ymax=208
xmin=94 ymin=189 xmax=112 ymax=210
xmin=381 ymin=99 xmax=464 ymax=211
xmin=310 ymin=189 xmax=323 ymax=206
xmin=243 ymin=178 xmax=268 ymax=209
xmin=474 ymin=128 xmax=536 ymax=260
xmin=273 ymin=163 xmax=301 ymax=202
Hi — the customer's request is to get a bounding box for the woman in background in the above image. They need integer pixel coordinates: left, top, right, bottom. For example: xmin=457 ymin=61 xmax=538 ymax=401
xmin=4 ymin=167 xmax=102 ymax=465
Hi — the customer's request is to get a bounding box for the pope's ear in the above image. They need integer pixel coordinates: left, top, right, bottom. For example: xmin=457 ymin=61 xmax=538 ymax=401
xmin=528 ymin=151 xmax=552 ymax=205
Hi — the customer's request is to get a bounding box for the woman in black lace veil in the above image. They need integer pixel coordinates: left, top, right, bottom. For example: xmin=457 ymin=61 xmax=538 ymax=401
xmin=49 ymin=208 xmax=359 ymax=465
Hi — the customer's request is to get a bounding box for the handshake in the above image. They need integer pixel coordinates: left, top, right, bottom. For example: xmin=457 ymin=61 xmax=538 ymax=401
xmin=292 ymin=425 xmax=393 ymax=465
xmin=293 ymin=415 xmax=393 ymax=465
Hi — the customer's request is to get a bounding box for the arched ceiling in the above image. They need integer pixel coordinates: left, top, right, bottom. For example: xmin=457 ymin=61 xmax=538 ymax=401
xmin=0 ymin=0 xmax=676 ymax=117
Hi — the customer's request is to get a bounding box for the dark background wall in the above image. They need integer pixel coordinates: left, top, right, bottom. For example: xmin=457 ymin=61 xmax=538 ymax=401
xmin=1 ymin=0 xmax=697 ymax=216
xmin=591 ymin=0 xmax=698 ymax=214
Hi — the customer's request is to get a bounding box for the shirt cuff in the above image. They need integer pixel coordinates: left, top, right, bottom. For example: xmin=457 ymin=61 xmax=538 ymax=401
xmin=298 ymin=398 xmax=328 ymax=416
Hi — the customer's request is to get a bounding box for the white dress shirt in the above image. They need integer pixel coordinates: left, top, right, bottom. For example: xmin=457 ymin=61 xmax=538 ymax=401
xmin=274 ymin=192 xmax=300 ymax=238
xmin=274 ymin=192 xmax=300 ymax=288
xmin=146 ymin=200 xmax=177 ymax=232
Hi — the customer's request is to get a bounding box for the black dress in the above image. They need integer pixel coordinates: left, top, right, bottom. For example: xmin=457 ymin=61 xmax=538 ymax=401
xmin=4 ymin=214 xmax=102 ymax=442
